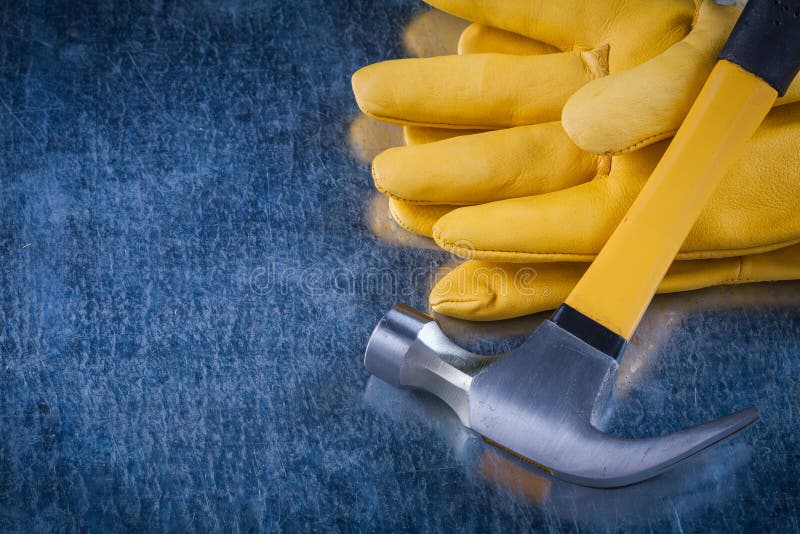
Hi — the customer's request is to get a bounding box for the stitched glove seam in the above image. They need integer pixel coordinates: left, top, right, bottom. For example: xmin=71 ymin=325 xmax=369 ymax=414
xmin=388 ymin=198 xmax=431 ymax=236
xmin=373 ymin=163 xmax=476 ymax=206
xmin=434 ymin=234 xmax=800 ymax=262
xmin=360 ymin=109 xmax=505 ymax=131
xmin=603 ymin=129 xmax=678 ymax=155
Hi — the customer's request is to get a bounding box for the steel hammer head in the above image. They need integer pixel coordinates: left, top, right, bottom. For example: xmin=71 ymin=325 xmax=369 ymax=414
xmin=365 ymin=304 xmax=758 ymax=488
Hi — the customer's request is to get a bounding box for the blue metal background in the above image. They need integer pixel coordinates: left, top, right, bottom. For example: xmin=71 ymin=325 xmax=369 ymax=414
xmin=0 ymin=0 xmax=798 ymax=530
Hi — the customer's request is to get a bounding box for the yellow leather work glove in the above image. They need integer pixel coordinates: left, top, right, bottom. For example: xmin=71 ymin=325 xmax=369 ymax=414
xmin=354 ymin=0 xmax=800 ymax=240
xmin=353 ymin=0 xmax=800 ymax=157
xmin=368 ymin=107 xmax=800 ymax=320
xmin=402 ymin=103 xmax=800 ymax=320
xmin=351 ymin=1 xmax=800 ymax=320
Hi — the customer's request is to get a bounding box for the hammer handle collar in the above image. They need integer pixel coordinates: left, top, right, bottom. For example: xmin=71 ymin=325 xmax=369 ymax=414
xmin=551 ymin=304 xmax=627 ymax=359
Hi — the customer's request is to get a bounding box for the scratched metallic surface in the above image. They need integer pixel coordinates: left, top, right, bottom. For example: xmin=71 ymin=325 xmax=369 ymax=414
xmin=0 ymin=0 xmax=798 ymax=531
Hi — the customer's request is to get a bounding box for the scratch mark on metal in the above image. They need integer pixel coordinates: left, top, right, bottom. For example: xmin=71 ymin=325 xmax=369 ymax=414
xmin=127 ymin=51 xmax=175 ymax=123
xmin=0 ymin=94 xmax=41 ymax=147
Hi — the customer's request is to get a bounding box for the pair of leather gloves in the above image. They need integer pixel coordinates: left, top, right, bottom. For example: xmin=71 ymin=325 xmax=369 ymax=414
xmin=352 ymin=0 xmax=800 ymax=321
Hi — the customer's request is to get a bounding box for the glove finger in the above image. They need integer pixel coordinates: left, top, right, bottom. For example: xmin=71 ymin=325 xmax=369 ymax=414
xmin=459 ymin=23 xmax=558 ymax=55
xmin=389 ymin=199 xmax=455 ymax=238
xmin=430 ymin=254 xmax=762 ymax=321
xmin=426 ymin=0 xmax=695 ymax=64
xmin=431 ymin=144 xmax=666 ymax=263
xmin=433 ymin=187 xmax=622 ymax=263
xmin=347 ymin=115 xmax=405 ymax=164
xmin=352 ymin=51 xmax=602 ymax=129
xmin=403 ymin=9 xmax=471 ymax=58
xmin=562 ymin=1 xmax=739 ymax=155
xmin=395 ymin=126 xmax=491 ymax=238
xmin=403 ymin=125 xmax=486 ymax=145
xmin=373 ymin=122 xmax=601 ymax=205
xmin=430 ymin=260 xmax=584 ymax=321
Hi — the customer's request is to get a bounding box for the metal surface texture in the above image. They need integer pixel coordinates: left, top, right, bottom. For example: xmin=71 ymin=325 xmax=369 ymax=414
xmin=366 ymin=308 xmax=759 ymax=487
xmin=0 ymin=0 xmax=798 ymax=530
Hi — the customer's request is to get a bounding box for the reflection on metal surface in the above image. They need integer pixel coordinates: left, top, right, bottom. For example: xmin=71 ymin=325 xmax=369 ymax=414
xmin=402 ymin=9 xmax=469 ymax=58
xmin=346 ymin=114 xmax=404 ymax=164
xmin=347 ymin=106 xmax=440 ymax=250
xmin=479 ymin=448 xmax=552 ymax=503
xmin=364 ymin=192 xmax=440 ymax=250
xmin=349 ymin=7 xmax=467 ymax=254
xmin=479 ymin=438 xmax=752 ymax=526
xmin=617 ymin=280 xmax=800 ymax=399
xmin=364 ymin=375 xmax=751 ymax=529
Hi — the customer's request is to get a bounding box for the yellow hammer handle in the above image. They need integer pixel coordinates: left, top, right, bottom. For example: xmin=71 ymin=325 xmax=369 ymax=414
xmin=565 ymin=60 xmax=777 ymax=340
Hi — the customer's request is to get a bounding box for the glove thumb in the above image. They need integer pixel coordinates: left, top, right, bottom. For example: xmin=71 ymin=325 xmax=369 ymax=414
xmin=562 ymin=1 xmax=739 ymax=155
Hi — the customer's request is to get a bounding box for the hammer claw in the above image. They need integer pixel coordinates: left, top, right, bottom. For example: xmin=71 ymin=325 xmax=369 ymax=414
xmin=366 ymin=305 xmax=759 ymax=488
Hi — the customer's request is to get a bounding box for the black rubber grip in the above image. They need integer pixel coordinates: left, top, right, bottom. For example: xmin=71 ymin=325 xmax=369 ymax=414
xmin=551 ymin=304 xmax=627 ymax=360
xmin=719 ymin=0 xmax=800 ymax=95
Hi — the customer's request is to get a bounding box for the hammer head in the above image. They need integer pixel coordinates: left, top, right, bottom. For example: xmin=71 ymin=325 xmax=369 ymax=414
xmin=365 ymin=304 xmax=758 ymax=488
